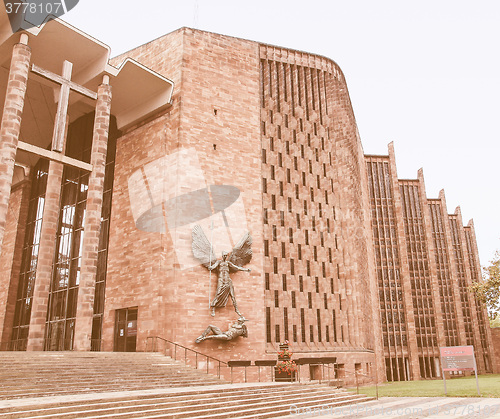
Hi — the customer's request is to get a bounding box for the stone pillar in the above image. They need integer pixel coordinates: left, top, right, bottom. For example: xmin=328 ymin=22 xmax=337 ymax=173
xmin=416 ymin=170 xmax=447 ymax=375
xmin=73 ymin=76 xmax=112 ymax=351
xmin=388 ymin=143 xmax=421 ymax=380
xmin=26 ymin=160 xmax=64 ymax=351
xmin=455 ymin=207 xmax=485 ymax=371
xmin=467 ymin=221 xmax=496 ymax=373
xmin=438 ymin=190 xmax=467 ymax=346
xmin=0 ymin=33 xmax=31 ymax=253
xmin=360 ymin=156 xmax=387 ymax=383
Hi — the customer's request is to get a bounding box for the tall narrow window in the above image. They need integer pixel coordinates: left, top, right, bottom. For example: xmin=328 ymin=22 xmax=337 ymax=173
xmin=10 ymin=160 xmax=49 ymax=351
xmin=12 ymin=113 xmax=119 ymax=352
xmin=284 ymin=308 xmax=289 ymax=341
xmin=301 ymin=308 xmax=306 ymax=342
xmin=333 ymin=310 xmax=337 ymax=342
xmin=266 ymin=307 xmax=272 ymax=343
xmin=317 ymin=310 xmax=322 ymax=342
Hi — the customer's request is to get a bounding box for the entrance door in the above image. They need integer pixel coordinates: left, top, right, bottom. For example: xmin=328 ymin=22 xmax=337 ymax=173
xmin=114 ymin=307 xmax=138 ymax=352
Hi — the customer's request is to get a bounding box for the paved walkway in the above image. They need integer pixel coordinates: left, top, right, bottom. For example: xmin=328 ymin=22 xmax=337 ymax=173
xmin=2 ymin=387 xmax=499 ymax=418
xmin=282 ymin=397 xmax=500 ymax=418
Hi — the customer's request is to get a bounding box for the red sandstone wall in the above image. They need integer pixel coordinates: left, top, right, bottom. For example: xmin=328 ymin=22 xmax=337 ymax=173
xmin=103 ymin=29 xmax=184 ymax=351
xmin=330 ymin=74 xmax=378 ymax=354
xmin=105 ymin=29 xmax=383 ymax=379
xmin=491 ymin=328 xmax=500 ymax=373
xmin=258 ymin=44 xmax=381 ymax=377
xmin=170 ymin=29 xmax=265 ymax=361
xmin=331 ymin=84 xmax=383 ymax=379
xmin=105 ymin=28 xmax=265 ymax=361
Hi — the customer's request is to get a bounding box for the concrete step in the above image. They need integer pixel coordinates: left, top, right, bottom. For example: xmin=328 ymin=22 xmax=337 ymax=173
xmin=0 ymin=385 xmax=344 ymax=416
xmin=0 ymin=351 xmax=227 ymax=400
xmin=0 ymin=381 xmax=225 ymax=401
xmin=0 ymin=373 xmax=222 ymax=383
xmin=0 ymin=385 xmax=373 ymax=419
xmin=178 ymin=397 xmax=374 ymax=419
xmin=0 ymin=382 xmax=220 ymax=398
xmin=0 ymin=352 xmax=374 ymax=418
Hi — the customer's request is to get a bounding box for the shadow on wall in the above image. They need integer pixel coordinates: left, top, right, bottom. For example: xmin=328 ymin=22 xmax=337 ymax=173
xmin=127 ymin=148 xmax=249 ymax=269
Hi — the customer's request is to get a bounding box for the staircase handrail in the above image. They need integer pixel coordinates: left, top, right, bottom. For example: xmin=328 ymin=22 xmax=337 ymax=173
xmin=147 ymin=336 xmax=228 ymax=378
xmin=320 ymin=363 xmax=379 ymax=399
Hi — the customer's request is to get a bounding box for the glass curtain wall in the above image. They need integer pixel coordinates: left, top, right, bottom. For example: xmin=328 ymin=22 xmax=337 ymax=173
xmin=11 ymin=113 xmax=118 ymax=351
xmin=10 ymin=161 xmax=49 ymax=350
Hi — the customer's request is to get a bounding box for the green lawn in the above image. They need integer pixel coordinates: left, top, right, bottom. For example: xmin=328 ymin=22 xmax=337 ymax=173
xmin=352 ymin=374 xmax=500 ymax=398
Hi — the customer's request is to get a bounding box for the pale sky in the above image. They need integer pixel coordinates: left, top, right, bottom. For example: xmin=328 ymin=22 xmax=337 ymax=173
xmin=63 ymin=0 xmax=500 ymax=267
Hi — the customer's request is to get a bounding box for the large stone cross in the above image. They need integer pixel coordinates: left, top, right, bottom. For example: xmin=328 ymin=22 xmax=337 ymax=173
xmin=31 ymin=60 xmax=97 ymax=152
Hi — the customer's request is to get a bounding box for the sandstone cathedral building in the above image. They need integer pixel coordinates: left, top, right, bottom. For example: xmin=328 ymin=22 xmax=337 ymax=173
xmin=0 ymin=9 xmax=496 ymax=383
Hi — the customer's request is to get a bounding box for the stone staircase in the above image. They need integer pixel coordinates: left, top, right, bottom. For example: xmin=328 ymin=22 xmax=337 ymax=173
xmin=0 ymin=351 xmax=374 ymax=418
xmin=0 ymin=351 xmax=225 ymax=399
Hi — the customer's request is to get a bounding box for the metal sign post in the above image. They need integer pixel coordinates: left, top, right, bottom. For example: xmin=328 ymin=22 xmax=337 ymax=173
xmin=472 ymin=349 xmax=480 ymax=396
xmin=439 ymin=346 xmax=480 ymax=397
xmin=442 ymin=362 xmax=447 ymax=395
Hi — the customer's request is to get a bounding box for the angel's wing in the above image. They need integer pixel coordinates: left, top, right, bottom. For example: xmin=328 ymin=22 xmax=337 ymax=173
xmin=229 ymin=231 xmax=252 ymax=268
xmin=192 ymin=225 xmax=217 ymax=269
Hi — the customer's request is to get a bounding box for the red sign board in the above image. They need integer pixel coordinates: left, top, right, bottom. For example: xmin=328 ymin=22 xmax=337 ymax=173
xmin=440 ymin=346 xmax=476 ymax=372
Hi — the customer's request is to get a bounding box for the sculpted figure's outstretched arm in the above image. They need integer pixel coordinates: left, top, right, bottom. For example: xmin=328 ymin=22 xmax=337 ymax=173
xmin=228 ymin=261 xmax=251 ymax=272
xmin=208 ymin=260 xmax=221 ymax=271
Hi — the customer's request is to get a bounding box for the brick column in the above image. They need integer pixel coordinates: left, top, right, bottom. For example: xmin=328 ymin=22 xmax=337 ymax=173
xmin=73 ymin=76 xmax=112 ymax=351
xmin=438 ymin=191 xmax=467 ymax=346
xmin=455 ymin=207 xmax=485 ymax=371
xmin=361 ymin=156 xmax=386 ymax=383
xmin=26 ymin=160 xmax=64 ymax=351
xmin=467 ymin=221 xmax=496 ymax=373
xmin=0 ymin=34 xmax=31 ymax=252
xmin=417 ymin=170 xmax=447 ymax=373
xmin=388 ymin=144 xmax=421 ymax=380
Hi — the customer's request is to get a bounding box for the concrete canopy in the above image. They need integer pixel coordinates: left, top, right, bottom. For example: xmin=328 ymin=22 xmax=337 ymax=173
xmin=0 ymin=7 xmax=174 ymax=185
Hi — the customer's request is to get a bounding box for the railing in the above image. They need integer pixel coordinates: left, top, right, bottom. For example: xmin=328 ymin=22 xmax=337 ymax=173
xmin=43 ymin=337 xmax=74 ymax=351
xmin=90 ymin=339 xmax=102 ymax=351
xmin=216 ymin=361 xmax=379 ymax=387
xmin=226 ymin=361 xmax=277 ymax=384
xmin=146 ymin=338 xmax=380 ymax=390
xmin=1 ymin=339 xmax=27 ymax=351
xmin=147 ymin=336 xmax=228 ymax=379
xmin=2 ymin=338 xmax=102 ymax=351
xmin=319 ymin=364 xmax=379 ymax=399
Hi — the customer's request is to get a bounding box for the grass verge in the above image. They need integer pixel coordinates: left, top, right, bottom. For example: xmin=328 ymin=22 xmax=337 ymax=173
xmin=351 ymin=374 xmax=500 ymax=398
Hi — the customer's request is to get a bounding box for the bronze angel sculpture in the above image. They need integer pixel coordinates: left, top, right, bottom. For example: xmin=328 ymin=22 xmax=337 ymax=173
xmin=195 ymin=317 xmax=248 ymax=343
xmin=192 ymin=225 xmax=252 ymax=316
